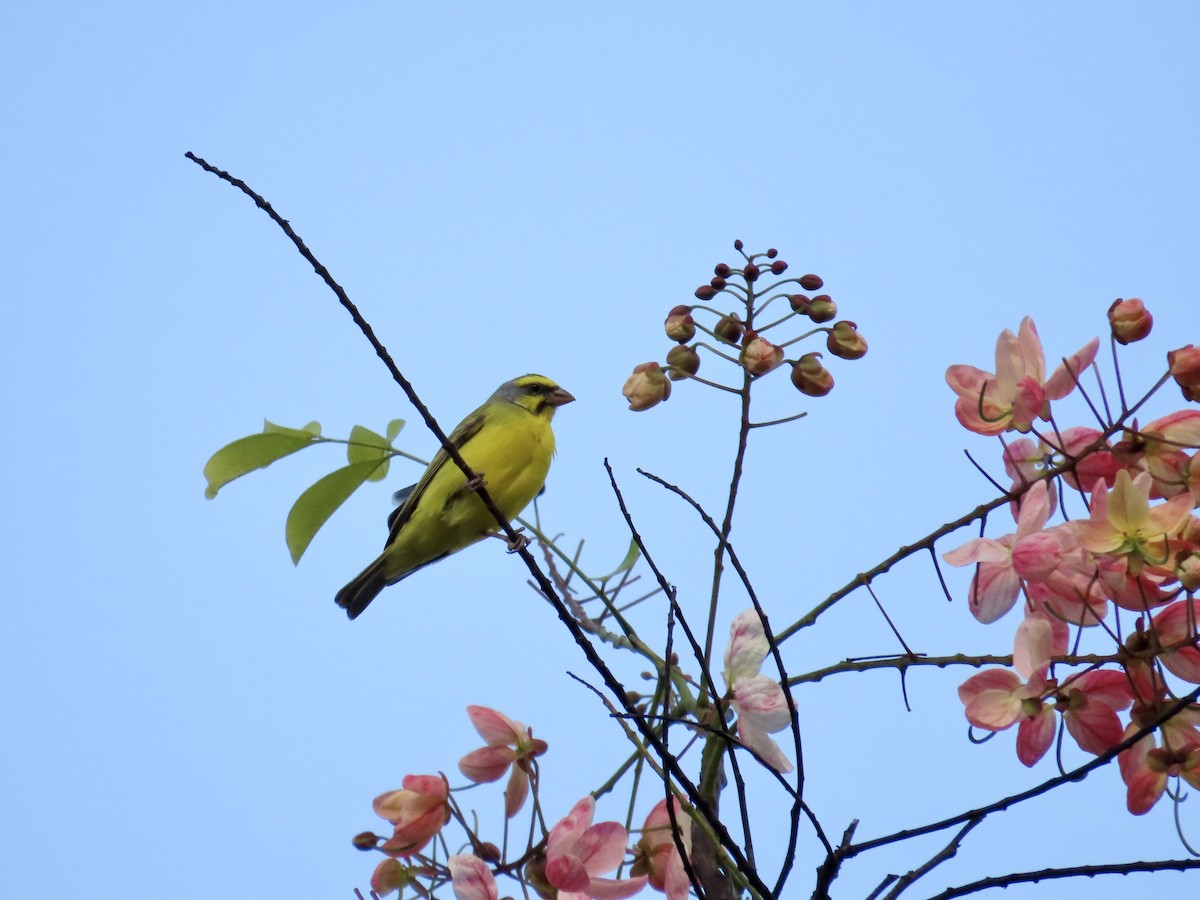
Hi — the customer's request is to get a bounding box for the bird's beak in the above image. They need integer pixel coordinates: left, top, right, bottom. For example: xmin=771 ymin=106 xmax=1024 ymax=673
xmin=548 ymin=387 xmax=576 ymax=407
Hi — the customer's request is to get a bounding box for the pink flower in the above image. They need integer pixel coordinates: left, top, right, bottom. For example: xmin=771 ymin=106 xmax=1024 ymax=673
xmin=370 ymin=859 xmax=410 ymax=898
xmin=458 ymin=705 xmax=547 ymax=817
xmin=545 ymin=796 xmax=647 ymax=900
xmin=723 ymin=610 xmax=794 ymax=773
xmin=373 ymin=774 xmax=450 ymax=857
xmin=631 ymin=798 xmax=692 ymax=900
xmin=959 ymin=618 xmax=1058 ymax=766
xmin=958 ymin=667 xmax=1055 ymax=767
xmin=945 ymin=317 xmax=1098 ymax=435
xmin=448 ymin=854 xmax=499 ymax=900
xmin=1077 ymin=469 xmax=1193 ymax=577
xmin=1119 ymin=727 xmax=1200 ymax=815
xmin=942 ymin=481 xmax=1069 ymax=623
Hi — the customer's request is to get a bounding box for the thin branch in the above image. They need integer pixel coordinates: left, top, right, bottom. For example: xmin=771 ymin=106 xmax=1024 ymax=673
xmin=926 ymin=857 xmax=1200 ymax=900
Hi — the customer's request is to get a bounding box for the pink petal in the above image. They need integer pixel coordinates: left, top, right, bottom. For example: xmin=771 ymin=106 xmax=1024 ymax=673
xmin=1064 ymin=704 xmax=1125 ymax=756
xmin=943 ymin=536 xmax=1012 ymax=567
xmin=1015 ymin=710 xmax=1055 ymax=766
xmin=466 ymin=706 xmax=524 ymax=747
xmin=1125 ymin=765 xmax=1168 ymax=815
xmin=724 ymin=610 xmax=769 ymax=682
xmin=449 ymin=855 xmax=499 ymax=900
xmin=968 ymin=562 xmax=1022 ymax=624
xmin=737 ymin=721 xmax=795 ymax=773
xmin=459 ymin=746 xmax=516 ymax=783
xmin=1013 ymin=617 xmax=1053 ymax=680
xmin=503 ymin=765 xmax=530 ymax=818
xmin=958 ymin=668 xmax=1022 ymax=704
xmin=1043 ymin=337 xmax=1099 ymax=400
xmin=964 ymin=689 xmax=1022 ymax=730
xmin=585 ymin=876 xmax=651 ymax=900
xmin=547 ymin=796 xmax=594 ymax=859
xmin=574 ymin=821 xmax=628 ymax=876
xmin=732 ymin=676 xmax=790 ymax=732
xmin=546 ymin=855 xmax=591 ymax=893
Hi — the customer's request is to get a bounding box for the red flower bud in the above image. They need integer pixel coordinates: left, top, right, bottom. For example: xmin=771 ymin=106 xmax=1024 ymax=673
xmin=665 ymin=305 xmax=696 ymax=342
xmin=1108 ymin=298 xmax=1153 ymax=344
xmin=789 ymin=293 xmax=810 ymax=312
xmin=694 ymin=284 xmax=716 ymax=300
xmin=352 ymin=832 xmax=381 ymax=851
xmin=770 ymin=260 xmax=788 ymax=275
xmin=743 ymin=263 xmax=760 ymax=282
xmin=790 ymin=352 xmax=834 ymax=397
xmin=798 ymin=273 xmax=824 ymax=291
xmin=666 ymin=343 xmax=700 ymax=380
xmin=1168 ymin=344 xmax=1200 ymax=402
xmin=806 ymin=294 xmax=837 ymax=323
xmin=623 ymin=362 xmax=672 ymax=411
xmin=711 ymin=275 xmax=727 ymax=290
xmin=826 ymin=320 xmax=868 ymax=360
xmin=734 ymin=239 xmax=744 ymax=251
xmin=766 ymin=248 xmax=778 ymax=258
xmin=714 ymin=263 xmax=732 ymax=277
xmin=714 ymin=313 xmax=744 ymax=345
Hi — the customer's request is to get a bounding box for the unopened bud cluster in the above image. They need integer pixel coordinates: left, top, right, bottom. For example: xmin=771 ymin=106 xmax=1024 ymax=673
xmin=622 ymin=241 xmax=867 ymax=411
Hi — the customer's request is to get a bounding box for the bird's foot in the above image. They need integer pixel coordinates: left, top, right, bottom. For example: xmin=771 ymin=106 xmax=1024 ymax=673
xmin=485 ymin=528 xmax=529 ymax=553
xmin=462 ymin=474 xmax=488 ymax=493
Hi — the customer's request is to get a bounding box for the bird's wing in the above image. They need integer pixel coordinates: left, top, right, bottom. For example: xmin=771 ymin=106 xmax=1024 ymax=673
xmin=381 ymin=407 xmax=490 ymax=547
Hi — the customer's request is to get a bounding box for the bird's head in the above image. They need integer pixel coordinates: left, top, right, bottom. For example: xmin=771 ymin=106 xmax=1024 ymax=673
xmin=495 ymin=374 xmax=575 ymax=417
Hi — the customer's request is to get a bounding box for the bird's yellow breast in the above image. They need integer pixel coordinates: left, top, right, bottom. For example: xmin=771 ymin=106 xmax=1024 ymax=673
xmin=383 ymin=403 xmax=555 ymax=576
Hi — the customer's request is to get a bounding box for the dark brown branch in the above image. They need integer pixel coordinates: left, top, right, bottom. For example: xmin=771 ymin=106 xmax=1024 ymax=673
xmin=925 ymin=857 xmax=1200 ymax=900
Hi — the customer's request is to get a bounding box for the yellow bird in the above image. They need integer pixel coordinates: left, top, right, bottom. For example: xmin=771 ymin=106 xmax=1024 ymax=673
xmin=335 ymin=374 xmax=574 ymax=619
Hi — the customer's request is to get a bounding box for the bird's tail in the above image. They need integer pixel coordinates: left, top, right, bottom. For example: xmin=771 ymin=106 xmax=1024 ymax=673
xmin=335 ymin=556 xmax=388 ymax=620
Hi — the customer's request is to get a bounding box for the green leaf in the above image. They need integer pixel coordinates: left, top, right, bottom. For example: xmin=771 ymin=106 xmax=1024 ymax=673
xmin=203 ymin=431 xmax=321 ymax=499
xmin=264 ymin=419 xmax=322 ymax=438
xmin=599 ymin=538 xmax=641 ymax=582
xmin=286 ymin=460 xmax=384 ymax=564
xmin=385 ymin=419 xmax=404 ymax=443
xmin=347 ymin=425 xmax=391 ymax=482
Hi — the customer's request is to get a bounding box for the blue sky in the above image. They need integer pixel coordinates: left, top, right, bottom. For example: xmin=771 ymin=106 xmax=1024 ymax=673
xmin=4 ymin=4 xmax=1200 ymax=898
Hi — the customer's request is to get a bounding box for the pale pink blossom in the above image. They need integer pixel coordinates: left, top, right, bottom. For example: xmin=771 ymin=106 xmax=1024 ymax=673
xmin=545 ymin=796 xmax=647 ymax=900
xmin=723 ymin=610 xmax=794 ymax=773
xmin=946 ymin=317 xmax=1098 ymax=435
xmin=373 ymin=774 xmax=450 ymax=857
xmin=1119 ymin=727 xmax=1200 ymax=815
xmin=458 ymin=705 xmax=547 ymax=818
xmin=631 ymin=798 xmax=692 ymax=900
xmin=1077 ymin=469 xmax=1193 ymax=577
xmin=958 ymin=667 xmax=1055 ymax=766
xmin=449 ymin=854 xmax=499 ymax=900
xmin=371 ymin=859 xmax=410 ymax=897
xmin=942 ymin=481 xmax=1069 ymax=623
